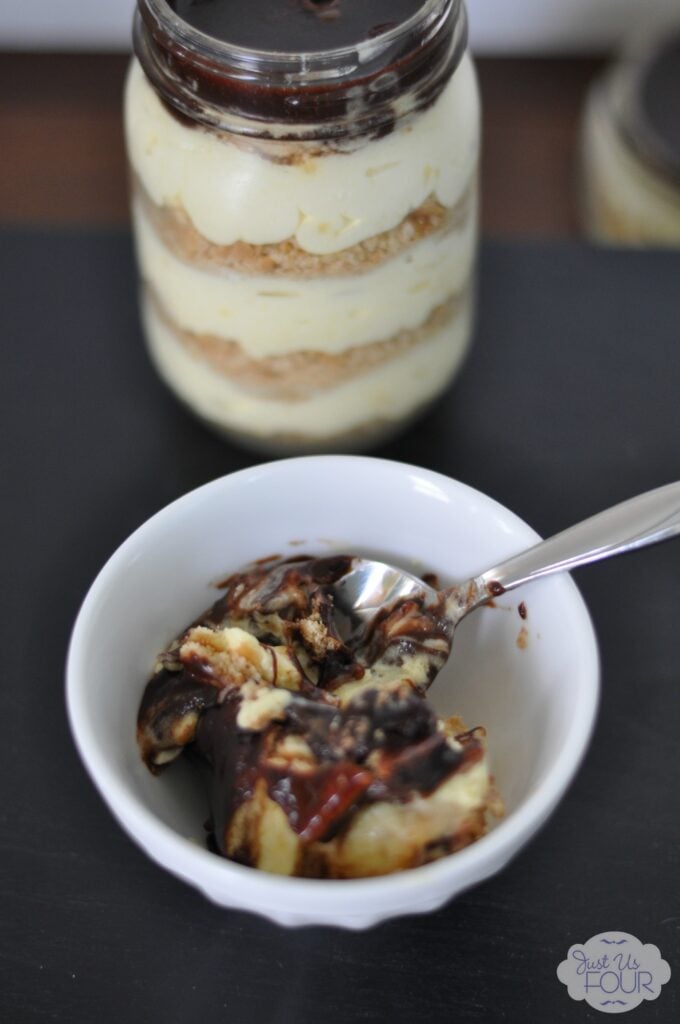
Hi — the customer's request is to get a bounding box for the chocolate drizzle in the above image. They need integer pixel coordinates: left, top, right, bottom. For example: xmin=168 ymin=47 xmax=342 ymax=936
xmin=133 ymin=0 xmax=467 ymax=140
xmin=194 ymin=696 xmax=263 ymax=856
xmin=189 ymin=683 xmax=481 ymax=849
xmin=266 ymin=763 xmax=373 ymax=843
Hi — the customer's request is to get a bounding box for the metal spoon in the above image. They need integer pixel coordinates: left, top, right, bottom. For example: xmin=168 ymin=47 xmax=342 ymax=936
xmin=333 ymin=481 xmax=680 ymax=643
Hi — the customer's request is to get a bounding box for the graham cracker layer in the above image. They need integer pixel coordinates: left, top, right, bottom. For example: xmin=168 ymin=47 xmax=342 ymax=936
xmin=134 ymin=176 xmax=474 ymax=278
xmin=149 ymin=287 xmax=464 ymax=402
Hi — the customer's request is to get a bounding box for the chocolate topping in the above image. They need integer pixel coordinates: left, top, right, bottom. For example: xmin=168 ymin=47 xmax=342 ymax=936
xmin=134 ymin=0 xmax=466 ymax=139
xmin=137 ymin=554 xmax=485 ymax=866
xmin=137 ymin=668 xmax=221 ymax=770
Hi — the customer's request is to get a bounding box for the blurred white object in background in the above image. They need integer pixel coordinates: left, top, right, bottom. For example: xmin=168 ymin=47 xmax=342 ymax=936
xmin=581 ymin=19 xmax=680 ymax=245
xmin=2 ymin=0 xmax=680 ymax=53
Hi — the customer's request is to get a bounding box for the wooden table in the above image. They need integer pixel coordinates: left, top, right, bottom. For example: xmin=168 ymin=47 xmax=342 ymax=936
xmin=1 ymin=53 xmax=603 ymax=236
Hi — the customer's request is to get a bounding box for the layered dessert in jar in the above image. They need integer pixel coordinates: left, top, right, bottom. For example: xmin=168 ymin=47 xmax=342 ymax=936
xmin=137 ymin=555 xmax=502 ymax=878
xmin=581 ymin=25 xmax=680 ymax=244
xmin=125 ymin=0 xmax=480 ymax=451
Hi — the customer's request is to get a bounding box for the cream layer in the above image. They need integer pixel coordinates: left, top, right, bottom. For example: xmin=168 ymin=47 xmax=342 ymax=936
xmin=142 ymin=290 xmax=472 ymax=440
xmin=328 ymin=758 xmax=491 ymax=877
xmin=125 ymin=55 xmax=479 ymax=255
xmin=149 ymin=289 xmax=459 ymax=401
xmin=134 ymin=198 xmax=475 ymax=358
xmin=136 ymin=178 xmax=473 ymax=278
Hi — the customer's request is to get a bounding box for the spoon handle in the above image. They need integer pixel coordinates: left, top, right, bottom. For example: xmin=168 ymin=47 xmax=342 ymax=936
xmin=474 ymin=481 xmax=680 ymax=599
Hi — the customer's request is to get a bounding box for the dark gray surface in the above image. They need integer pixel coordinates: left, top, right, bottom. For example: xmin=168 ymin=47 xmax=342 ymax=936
xmin=1 ymin=228 xmax=678 ymax=1023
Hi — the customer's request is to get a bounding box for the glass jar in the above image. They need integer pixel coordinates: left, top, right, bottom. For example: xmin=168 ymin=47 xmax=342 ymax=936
xmin=581 ymin=23 xmax=680 ymax=245
xmin=125 ymin=0 xmax=479 ymax=452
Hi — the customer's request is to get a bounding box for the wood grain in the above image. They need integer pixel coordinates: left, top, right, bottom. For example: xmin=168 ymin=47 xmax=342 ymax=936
xmin=0 ymin=52 xmax=603 ymax=236
xmin=477 ymin=57 xmax=603 ymax=236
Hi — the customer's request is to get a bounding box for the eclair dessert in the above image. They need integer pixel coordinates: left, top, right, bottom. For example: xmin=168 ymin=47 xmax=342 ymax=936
xmin=137 ymin=555 xmax=502 ymax=878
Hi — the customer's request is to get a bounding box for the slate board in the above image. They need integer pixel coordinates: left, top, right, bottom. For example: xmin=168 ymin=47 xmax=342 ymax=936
xmin=1 ymin=228 xmax=678 ymax=1023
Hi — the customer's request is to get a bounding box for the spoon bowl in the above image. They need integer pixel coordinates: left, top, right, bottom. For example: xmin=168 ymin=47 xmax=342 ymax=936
xmin=333 ymin=480 xmax=680 ymax=653
xmin=332 ymin=558 xmax=440 ymax=641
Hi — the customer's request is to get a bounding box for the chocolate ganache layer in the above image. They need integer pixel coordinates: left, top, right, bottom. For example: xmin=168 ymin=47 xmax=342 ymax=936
xmin=134 ymin=0 xmax=467 ymax=137
xmin=137 ymin=555 xmax=501 ymax=878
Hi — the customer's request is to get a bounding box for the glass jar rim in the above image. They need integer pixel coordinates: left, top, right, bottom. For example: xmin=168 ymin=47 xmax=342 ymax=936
xmin=135 ymin=0 xmax=467 ymax=139
xmin=139 ymin=0 xmax=460 ymax=85
xmin=607 ymin=24 xmax=680 ymax=186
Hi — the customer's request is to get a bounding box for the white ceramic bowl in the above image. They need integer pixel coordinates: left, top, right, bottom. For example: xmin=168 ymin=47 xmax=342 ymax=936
xmin=66 ymin=456 xmax=599 ymax=929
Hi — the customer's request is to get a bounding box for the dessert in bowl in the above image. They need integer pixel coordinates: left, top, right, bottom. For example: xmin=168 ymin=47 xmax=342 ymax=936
xmin=66 ymin=456 xmax=599 ymax=928
xmin=136 ymin=552 xmax=504 ymax=879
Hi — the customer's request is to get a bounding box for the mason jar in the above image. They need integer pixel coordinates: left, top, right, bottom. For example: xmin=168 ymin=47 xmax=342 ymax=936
xmin=125 ymin=0 xmax=480 ymax=452
xmin=581 ymin=22 xmax=680 ymax=245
